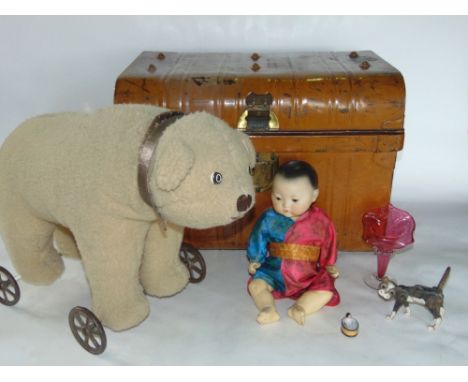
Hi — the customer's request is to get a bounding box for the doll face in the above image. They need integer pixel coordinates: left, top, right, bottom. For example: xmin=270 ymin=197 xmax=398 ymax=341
xmin=271 ymin=175 xmax=319 ymax=220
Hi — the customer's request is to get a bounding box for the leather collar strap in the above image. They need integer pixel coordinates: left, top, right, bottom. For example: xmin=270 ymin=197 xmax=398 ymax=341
xmin=138 ymin=111 xmax=185 ymax=228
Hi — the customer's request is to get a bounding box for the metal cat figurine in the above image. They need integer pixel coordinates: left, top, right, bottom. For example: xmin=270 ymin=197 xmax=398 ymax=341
xmin=378 ymin=267 xmax=451 ymax=331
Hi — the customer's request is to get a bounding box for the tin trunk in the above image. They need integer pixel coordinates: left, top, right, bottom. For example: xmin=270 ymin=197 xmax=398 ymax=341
xmin=114 ymin=51 xmax=405 ymax=251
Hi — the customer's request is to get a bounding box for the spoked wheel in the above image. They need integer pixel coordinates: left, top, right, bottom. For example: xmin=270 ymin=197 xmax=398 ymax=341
xmin=0 ymin=266 xmax=20 ymax=306
xmin=179 ymin=243 xmax=206 ymax=283
xmin=69 ymin=306 xmax=107 ymax=355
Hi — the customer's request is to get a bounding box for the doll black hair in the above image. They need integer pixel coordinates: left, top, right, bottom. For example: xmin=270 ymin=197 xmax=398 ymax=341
xmin=276 ymin=160 xmax=318 ymax=189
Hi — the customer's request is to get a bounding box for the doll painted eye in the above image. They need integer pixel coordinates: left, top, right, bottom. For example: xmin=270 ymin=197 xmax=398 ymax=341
xmin=211 ymin=172 xmax=223 ymax=185
xmin=249 ymin=166 xmax=255 ymax=176
xmin=292 ymin=198 xmax=299 ymax=203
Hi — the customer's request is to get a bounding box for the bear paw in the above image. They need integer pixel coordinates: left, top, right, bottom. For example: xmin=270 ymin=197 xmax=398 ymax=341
xmin=143 ymin=263 xmax=190 ymax=298
xmin=95 ymin=297 xmax=150 ymax=332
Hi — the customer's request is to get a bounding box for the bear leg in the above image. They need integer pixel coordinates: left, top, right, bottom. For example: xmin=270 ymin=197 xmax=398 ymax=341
xmin=73 ymin=217 xmax=151 ymax=331
xmin=53 ymin=225 xmax=81 ymax=259
xmin=0 ymin=208 xmax=64 ymax=285
xmin=140 ymin=221 xmax=189 ymax=297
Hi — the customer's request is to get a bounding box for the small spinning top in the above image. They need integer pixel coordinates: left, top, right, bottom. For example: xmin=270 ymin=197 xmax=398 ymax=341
xmin=341 ymin=313 xmax=359 ymax=337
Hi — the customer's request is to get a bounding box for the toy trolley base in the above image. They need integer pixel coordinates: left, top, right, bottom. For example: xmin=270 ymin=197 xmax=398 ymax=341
xmin=0 ymin=242 xmax=206 ymax=355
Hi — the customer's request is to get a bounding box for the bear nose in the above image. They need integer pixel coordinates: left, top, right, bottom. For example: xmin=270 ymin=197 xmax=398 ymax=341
xmin=237 ymin=194 xmax=252 ymax=212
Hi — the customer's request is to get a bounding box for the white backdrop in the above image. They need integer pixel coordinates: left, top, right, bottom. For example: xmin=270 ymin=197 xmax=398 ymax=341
xmin=0 ymin=16 xmax=468 ymax=366
xmin=0 ymin=16 xmax=467 ymax=202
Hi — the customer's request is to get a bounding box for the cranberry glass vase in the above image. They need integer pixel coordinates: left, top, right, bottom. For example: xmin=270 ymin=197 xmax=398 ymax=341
xmin=362 ymin=204 xmax=416 ymax=288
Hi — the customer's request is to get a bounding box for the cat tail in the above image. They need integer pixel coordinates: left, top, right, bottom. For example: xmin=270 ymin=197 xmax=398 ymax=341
xmin=437 ymin=266 xmax=451 ymax=290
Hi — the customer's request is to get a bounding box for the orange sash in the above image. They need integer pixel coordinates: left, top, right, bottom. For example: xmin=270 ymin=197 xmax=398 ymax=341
xmin=269 ymin=243 xmax=320 ymax=262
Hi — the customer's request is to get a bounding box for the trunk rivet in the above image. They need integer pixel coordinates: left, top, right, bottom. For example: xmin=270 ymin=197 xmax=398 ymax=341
xmin=251 ymin=63 xmax=261 ymax=72
xmin=360 ymin=61 xmax=370 ymax=70
xmin=251 ymin=53 xmax=260 ymax=61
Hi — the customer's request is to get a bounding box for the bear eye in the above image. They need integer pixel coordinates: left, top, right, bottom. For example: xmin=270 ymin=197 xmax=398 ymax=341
xmin=249 ymin=166 xmax=255 ymax=176
xmin=211 ymin=172 xmax=223 ymax=185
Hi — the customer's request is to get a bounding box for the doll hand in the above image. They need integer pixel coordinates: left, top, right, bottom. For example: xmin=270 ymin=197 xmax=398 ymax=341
xmin=248 ymin=262 xmax=261 ymax=275
xmin=326 ymin=265 xmax=340 ymax=279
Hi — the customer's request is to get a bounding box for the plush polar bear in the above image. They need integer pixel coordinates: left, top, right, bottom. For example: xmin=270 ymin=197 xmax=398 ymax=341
xmin=0 ymin=104 xmax=256 ymax=331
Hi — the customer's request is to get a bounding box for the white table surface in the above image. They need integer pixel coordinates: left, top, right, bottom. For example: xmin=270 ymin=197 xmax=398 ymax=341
xmin=1 ymin=200 xmax=467 ymax=365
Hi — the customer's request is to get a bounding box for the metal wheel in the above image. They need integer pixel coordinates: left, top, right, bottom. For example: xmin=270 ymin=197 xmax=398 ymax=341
xmin=69 ymin=306 xmax=107 ymax=355
xmin=0 ymin=266 xmax=20 ymax=306
xmin=179 ymin=243 xmax=206 ymax=283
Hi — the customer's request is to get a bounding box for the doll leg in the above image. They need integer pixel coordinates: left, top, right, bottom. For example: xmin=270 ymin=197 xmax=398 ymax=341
xmin=73 ymin=217 xmax=150 ymax=332
xmin=248 ymin=279 xmax=280 ymax=324
xmin=0 ymin=202 xmax=64 ymax=285
xmin=288 ymin=290 xmax=333 ymax=325
xmin=140 ymin=221 xmax=189 ymax=297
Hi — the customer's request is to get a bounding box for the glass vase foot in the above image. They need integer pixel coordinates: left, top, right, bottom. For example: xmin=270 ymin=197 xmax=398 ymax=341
xmin=363 ymin=273 xmax=383 ymax=290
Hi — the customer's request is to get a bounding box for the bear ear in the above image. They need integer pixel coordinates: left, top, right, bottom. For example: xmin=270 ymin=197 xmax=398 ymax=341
xmin=154 ymin=139 xmax=195 ymax=191
xmin=238 ymin=131 xmax=257 ymax=168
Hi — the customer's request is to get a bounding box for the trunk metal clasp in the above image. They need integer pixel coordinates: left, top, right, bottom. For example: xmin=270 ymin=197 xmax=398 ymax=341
xmin=237 ymin=92 xmax=279 ymax=131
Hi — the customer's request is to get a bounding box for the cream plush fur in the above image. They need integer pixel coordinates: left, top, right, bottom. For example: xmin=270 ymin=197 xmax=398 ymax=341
xmin=0 ymin=104 xmax=256 ymax=331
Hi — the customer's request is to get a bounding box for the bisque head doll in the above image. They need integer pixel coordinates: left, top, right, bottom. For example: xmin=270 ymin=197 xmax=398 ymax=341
xmin=271 ymin=160 xmax=319 ymax=221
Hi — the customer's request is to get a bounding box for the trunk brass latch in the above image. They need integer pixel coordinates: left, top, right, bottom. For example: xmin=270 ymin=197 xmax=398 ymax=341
xmin=237 ymin=92 xmax=279 ymax=131
xmin=252 ymin=153 xmax=279 ymax=192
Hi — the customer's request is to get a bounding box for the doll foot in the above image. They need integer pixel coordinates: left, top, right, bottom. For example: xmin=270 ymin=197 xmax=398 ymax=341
xmin=288 ymin=304 xmax=306 ymax=326
xmin=256 ymin=307 xmax=280 ymax=325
